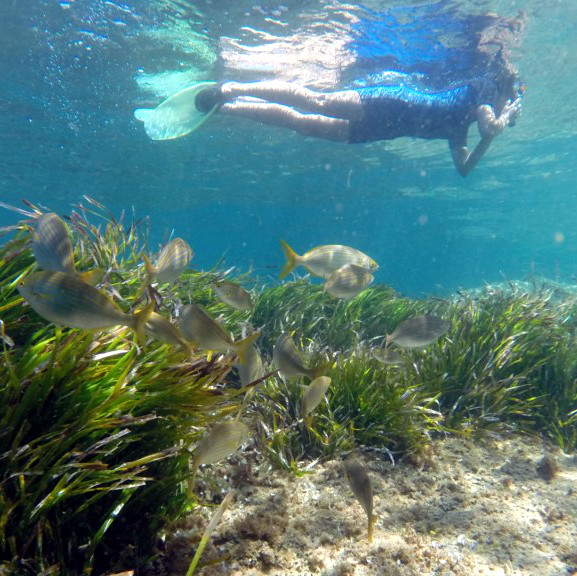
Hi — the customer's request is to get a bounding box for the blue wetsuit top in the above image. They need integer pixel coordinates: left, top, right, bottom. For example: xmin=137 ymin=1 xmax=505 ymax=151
xmin=348 ymin=83 xmax=483 ymax=144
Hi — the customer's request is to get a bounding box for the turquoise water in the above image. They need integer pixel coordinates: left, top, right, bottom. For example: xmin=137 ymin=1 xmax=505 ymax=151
xmin=1 ymin=0 xmax=576 ymax=296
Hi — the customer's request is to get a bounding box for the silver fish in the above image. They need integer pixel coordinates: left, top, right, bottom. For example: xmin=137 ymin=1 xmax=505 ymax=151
xmin=144 ymin=238 xmax=193 ymax=284
xmin=31 ymin=212 xmax=76 ymax=274
xmin=237 ymin=345 xmax=264 ymax=388
xmin=178 ymin=302 xmax=259 ymax=363
xmin=212 ymin=280 xmax=253 ymax=311
xmin=301 ymin=376 xmax=331 ymax=417
xmin=145 ymin=311 xmax=188 ymax=349
xmin=344 ymin=459 xmax=377 ymax=542
xmin=324 ymin=263 xmax=374 ymax=299
xmin=273 ymin=333 xmax=330 ymax=381
xmin=372 ymin=347 xmax=405 ymax=366
xmin=18 ymin=271 xmax=152 ymax=342
xmin=193 ymin=421 xmax=250 ymax=469
xmin=280 ymin=240 xmax=378 ymax=280
xmin=387 ymin=314 xmax=447 ymax=348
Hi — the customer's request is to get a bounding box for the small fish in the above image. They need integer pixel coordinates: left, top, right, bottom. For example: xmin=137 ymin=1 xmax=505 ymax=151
xmin=145 ymin=311 xmax=189 ymax=349
xmin=237 ymin=344 xmax=264 ymax=388
xmin=178 ymin=302 xmax=260 ymax=363
xmin=31 ymin=212 xmax=76 ymax=274
xmin=324 ymin=263 xmax=374 ymax=299
xmin=212 ymin=280 xmax=253 ymax=311
xmin=31 ymin=213 xmax=104 ymax=285
xmin=18 ymin=271 xmax=152 ymax=344
xmin=372 ymin=347 xmax=405 ymax=365
xmin=301 ymin=376 xmax=331 ymax=418
xmin=386 ymin=314 xmax=447 ymax=349
xmin=273 ymin=332 xmax=332 ymax=381
xmin=193 ymin=421 xmax=250 ymax=470
xmin=280 ymin=240 xmax=378 ymax=280
xmin=144 ymin=238 xmax=193 ymax=284
xmin=344 ymin=459 xmax=377 ymax=542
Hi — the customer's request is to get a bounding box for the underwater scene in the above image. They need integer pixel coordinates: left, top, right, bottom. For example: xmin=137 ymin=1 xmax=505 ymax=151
xmin=1 ymin=0 xmax=577 ymax=575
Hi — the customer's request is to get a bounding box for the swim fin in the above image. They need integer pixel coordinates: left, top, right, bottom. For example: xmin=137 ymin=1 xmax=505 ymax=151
xmin=134 ymin=81 xmax=218 ymax=141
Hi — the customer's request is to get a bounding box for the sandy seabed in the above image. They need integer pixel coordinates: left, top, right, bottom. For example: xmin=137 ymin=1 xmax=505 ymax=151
xmin=161 ymin=435 xmax=577 ymax=576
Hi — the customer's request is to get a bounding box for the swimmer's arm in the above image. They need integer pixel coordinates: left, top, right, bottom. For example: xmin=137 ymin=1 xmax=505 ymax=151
xmin=450 ymin=98 xmax=522 ymax=177
xmin=450 ymin=133 xmax=494 ymax=178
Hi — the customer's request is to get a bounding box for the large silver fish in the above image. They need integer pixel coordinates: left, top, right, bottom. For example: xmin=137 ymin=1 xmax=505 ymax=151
xmin=178 ymin=302 xmax=260 ymax=363
xmin=386 ymin=314 xmax=447 ymax=348
xmin=144 ymin=238 xmax=193 ymax=284
xmin=18 ymin=271 xmax=152 ymax=343
xmin=324 ymin=263 xmax=374 ymax=299
xmin=280 ymin=240 xmax=378 ymax=280
xmin=344 ymin=459 xmax=377 ymax=542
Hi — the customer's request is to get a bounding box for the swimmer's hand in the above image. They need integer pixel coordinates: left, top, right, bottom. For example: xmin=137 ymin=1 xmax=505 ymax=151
xmin=477 ymin=98 xmax=521 ymax=139
xmin=502 ymin=97 xmax=522 ymax=127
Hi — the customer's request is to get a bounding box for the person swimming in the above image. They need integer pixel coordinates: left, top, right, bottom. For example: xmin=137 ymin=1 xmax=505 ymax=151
xmin=193 ymin=55 xmax=522 ymax=177
xmin=134 ymin=6 xmax=525 ymax=177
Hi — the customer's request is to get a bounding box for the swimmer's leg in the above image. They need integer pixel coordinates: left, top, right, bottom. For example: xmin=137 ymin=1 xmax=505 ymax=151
xmin=220 ymin=101 xmax=349 ymax=141
xmin=220 ymin=81 xmax=363 ymax=121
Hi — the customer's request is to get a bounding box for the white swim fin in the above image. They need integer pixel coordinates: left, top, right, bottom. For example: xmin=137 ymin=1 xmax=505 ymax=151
xmin=134 ymin=81 xmax=218 ymax=141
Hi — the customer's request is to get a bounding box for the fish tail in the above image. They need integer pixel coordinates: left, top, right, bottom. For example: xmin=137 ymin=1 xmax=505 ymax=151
xmin=78 ymin=268 xmax=104 ymax=286
xmin=142 ymin=253 xmax=156 ymax=284
xmin=310 ymin=357 xmax=335 ymax=381
xmin=279 ymin=240 xmax=300 ymax=280
xmin=236 ymin=330 xmax=261 ymax=365
xmin=133 ymin=301 xmax=155 ymax=349
xmin=368 ymin=514 xmax=377 ymax=542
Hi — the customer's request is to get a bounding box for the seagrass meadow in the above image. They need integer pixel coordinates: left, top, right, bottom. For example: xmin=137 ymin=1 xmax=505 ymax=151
xmin=1 ymin=203 xmax=577 ymax=574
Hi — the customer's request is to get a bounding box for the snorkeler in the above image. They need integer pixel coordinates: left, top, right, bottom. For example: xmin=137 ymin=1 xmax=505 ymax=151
xmin=135 ymin=54 xmax=522 ymax=178
xmin=134 ymin=5 xmax=525 ymax=178
xmin=197 ymin=64 xmax=522 ymax=177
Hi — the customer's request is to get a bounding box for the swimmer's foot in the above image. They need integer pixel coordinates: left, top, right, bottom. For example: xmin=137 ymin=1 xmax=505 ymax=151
xmin=134 ymin=81 xmax=220 ymax=140
xmin=195 ymin=85 xmax=223 ymax=113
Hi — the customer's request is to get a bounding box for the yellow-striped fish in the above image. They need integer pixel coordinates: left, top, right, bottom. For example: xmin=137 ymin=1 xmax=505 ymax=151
xmin=372 ymin=347 xmax=404 ymax=366
xmin=273 ymin=333 xmax=332 ymax=381
xmin=386 ymin=314 xmax=447 ymax=348
xmin=324 ymin=263 xmax=374 ymax=299
xmin=18 ymin=271 xmax=152 ymax=344
xmin=237 ymin=344 xmax=264 ymax=387
xmin=145 ymin=311 xmax=190 ymax=349
xmin=178 ymin=302 xmax=260 ymax=363
xmin=301 ymin=376 xmax=331 ymax=418
xmin=344 ymin=459 xmax=378 ymax=542
xmin=280 ymin=240 xmax=378 ymax=280
xmin=31 ymin=212 xmax=76 ymax=274
xmin=31 ymin=212 xmax=103 ymax=285
xmin=212 ymin=280 xmax=253 ymax=311
xmin=144 ymin=238 xmax=193 ymax=284
xmin=193 ymin=421 xmax=250 ymax=470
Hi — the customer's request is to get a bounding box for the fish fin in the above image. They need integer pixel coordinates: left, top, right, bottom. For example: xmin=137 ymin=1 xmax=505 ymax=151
xmin=279 ymin=240 xmax=300 ymax=280
xmin=133 ymin=301 xmax=155 ymax=349
xmin=134 ymin=82 xmax=218 ymax=141
xmin=368 ymin=514 xmax=377 ymax=542
xmin=142 ymin=253 xmax=156 ymax=284
xmin=310 ymin=357 xmax=335 ymax=381
xmin=236 ymin=330 xmax=261 ymax=365
xmin=78 ymin=268 xmax=104 ymax=286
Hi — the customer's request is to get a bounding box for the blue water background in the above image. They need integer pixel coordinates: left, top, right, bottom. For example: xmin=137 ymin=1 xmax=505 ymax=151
xmin=0 ymin=0 xmax=576 ymax=297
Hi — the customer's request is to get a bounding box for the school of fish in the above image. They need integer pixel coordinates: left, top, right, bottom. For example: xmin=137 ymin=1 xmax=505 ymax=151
xmin=16 ymin=212 xmax=449 ymax=543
